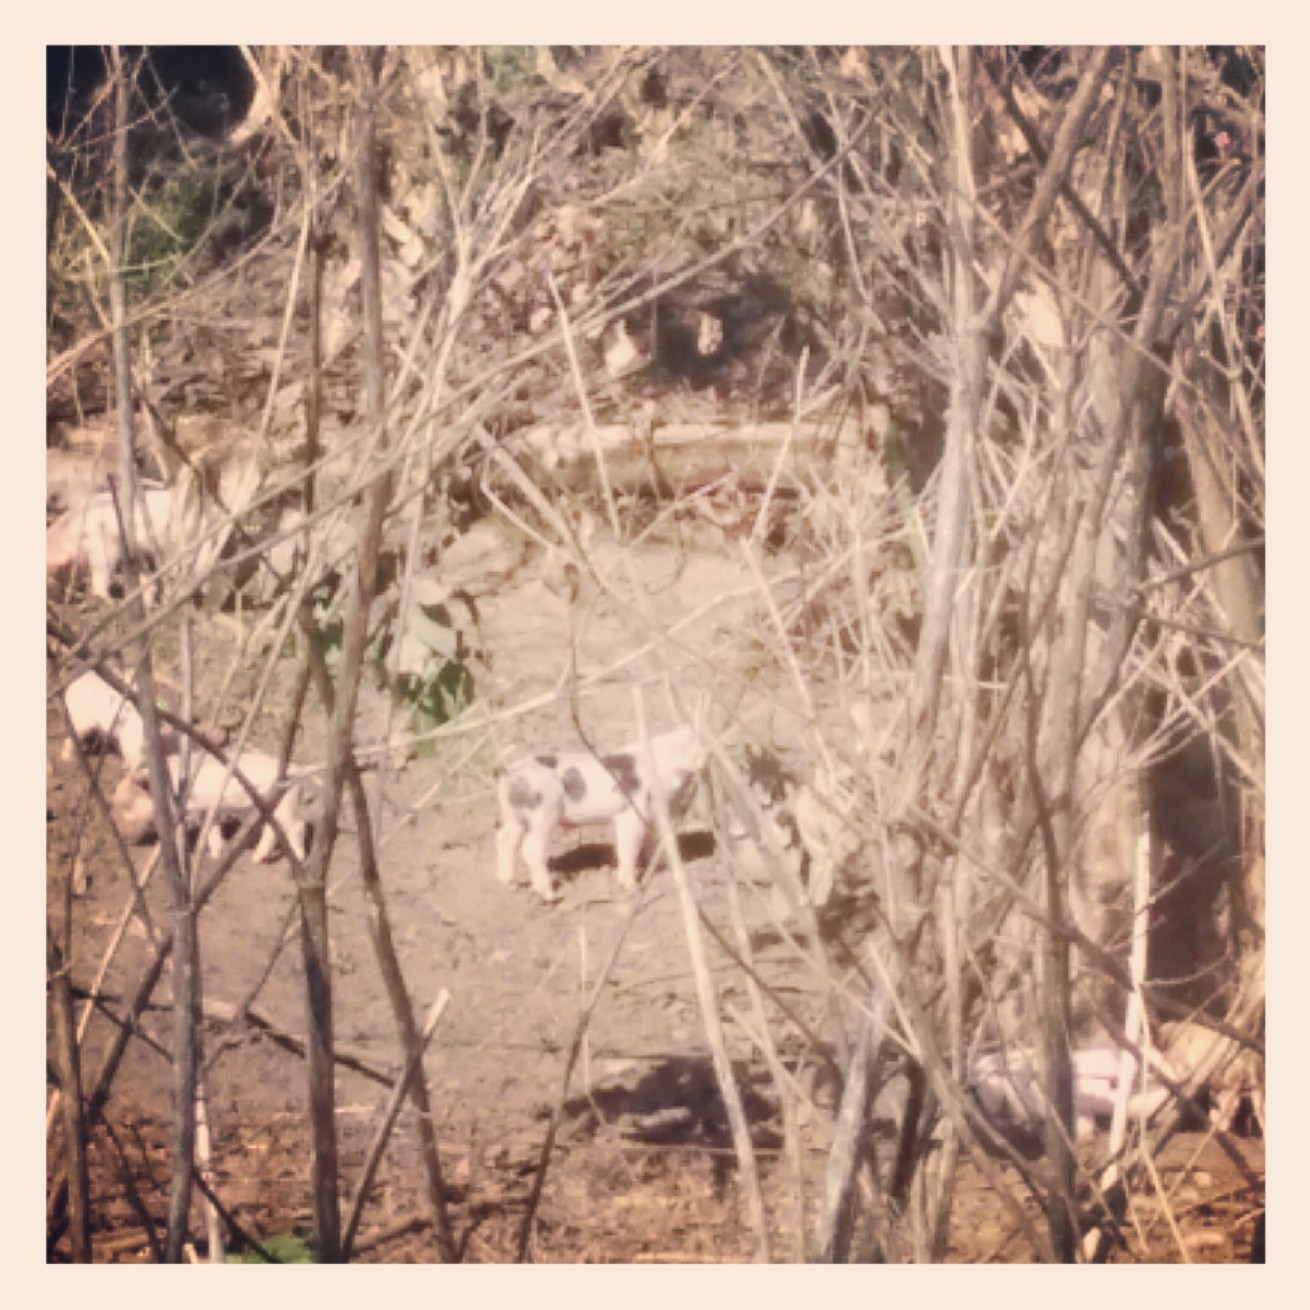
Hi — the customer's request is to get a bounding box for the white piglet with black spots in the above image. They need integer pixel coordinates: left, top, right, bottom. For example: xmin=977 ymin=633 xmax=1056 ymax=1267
xmin=495 ymin=725 xmax=707 ymax=902
xmin=60 ymin=669 xmax=153 ymax=770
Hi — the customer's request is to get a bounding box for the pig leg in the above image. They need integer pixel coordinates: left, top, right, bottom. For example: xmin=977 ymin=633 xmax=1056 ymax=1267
xmin=207 ymin=823 xmax=227 ymax=860
xmin=275 ymin=789 xmax=307 ymax=863
xmin=253 ymin=789 xmax=304 ymax=864
xmin=87 ymin=532 xmax=119 ymax=601
xmin=613 ymin=810 xmax=649 ymax=892
xmin=251 ymin=818 xmax=273 ymax=864
xmin=521 ymin=816 xmax=559 ymax=902
xmin=495 ymin=810 xmax=527 ymax=885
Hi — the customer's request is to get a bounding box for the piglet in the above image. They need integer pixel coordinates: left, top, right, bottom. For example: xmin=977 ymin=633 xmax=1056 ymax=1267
xmin=1158 ymin=1020 xmax=1265 ymax=1136
xmin=47 ymin=485 xmax=172 ymax=601
xmin=970 ymin=1045 xmax=1171 ymax=1143
xmin=495 ymin=724 xmax=706 ymax=902
xmin=57 ymin=667 xmax=195 ymax=772
xmin=112 ymin=747 xmax=310 ymax=864
xmin=60 ymin=669 xmax=160 ymax=770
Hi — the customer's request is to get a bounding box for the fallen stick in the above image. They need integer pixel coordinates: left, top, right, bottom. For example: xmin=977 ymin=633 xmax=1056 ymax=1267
xmin=342 ymin=989 xmax=452 ymax=1260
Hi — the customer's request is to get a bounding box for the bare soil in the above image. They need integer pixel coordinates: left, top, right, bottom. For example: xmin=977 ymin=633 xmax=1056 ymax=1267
xmin=46 ymin=512 xmax=1264 ymax=1263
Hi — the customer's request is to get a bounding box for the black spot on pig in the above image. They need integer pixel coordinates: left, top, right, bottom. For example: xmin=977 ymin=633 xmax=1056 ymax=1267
xmin=562 ymin=768 xmax=588 ymax=803
xmin=602 ymin=753 xmax=641 ymax=797
xmin=508 ymin=777 xmax=542 ymax=810
xmin=745 ymin=747 xmax=796 ymax=807
xmin=535 ymin=753 xmax=558 ymax=769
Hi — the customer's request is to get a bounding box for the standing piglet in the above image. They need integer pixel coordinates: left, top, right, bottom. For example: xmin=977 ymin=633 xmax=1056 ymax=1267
xmin=495 ymin=724 xmax=706 ymax=902
xmin=112 ymin=747 xmax=310 ymax=864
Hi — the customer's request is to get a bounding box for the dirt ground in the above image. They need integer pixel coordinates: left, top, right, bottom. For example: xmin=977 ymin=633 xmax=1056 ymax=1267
xmin=46 ymin=510 xmax=1264 ymax=1263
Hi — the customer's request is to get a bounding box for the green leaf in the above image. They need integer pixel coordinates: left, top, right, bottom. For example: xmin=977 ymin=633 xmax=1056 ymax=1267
xmin=393 ymin=580 xmax=462 ymax=675
xmin=227 ymin=1232 xmax=317 ymax=1263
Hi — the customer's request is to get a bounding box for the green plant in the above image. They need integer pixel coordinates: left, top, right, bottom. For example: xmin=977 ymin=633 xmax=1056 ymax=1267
xmin=377 ymin=579 xmax=476 ymax=749
xmin=307 ymin=572 xmax=348 ymax=669
xmin=126 ymin=165 xmax=226 ymax=292
xmin=393 ymin=661 xmax=474 ymax=745
xmin=227 ymin=1232 xmax=317 ymax=1263
xmin=483 ymin=46 xmax=541 ymax=95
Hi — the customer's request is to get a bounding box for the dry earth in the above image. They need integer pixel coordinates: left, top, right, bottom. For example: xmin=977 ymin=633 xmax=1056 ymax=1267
xmin=46 ymin=509 xmax=1264 ymax=1263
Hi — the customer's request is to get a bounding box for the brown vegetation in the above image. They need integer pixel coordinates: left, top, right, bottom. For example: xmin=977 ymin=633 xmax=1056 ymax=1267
xmin=47 ymin=45 xmax=1263 ymax=1263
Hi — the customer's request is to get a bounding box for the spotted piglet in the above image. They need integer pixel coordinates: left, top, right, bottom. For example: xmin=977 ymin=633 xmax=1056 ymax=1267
xmin=60 ymin=669 xmax=151 ymax=770
xmin=495 ymin=724 xmax=707 ymax=902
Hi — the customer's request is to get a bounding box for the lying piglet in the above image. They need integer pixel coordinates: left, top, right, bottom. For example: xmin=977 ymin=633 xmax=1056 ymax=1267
xmin=112 ymin=747 xmax=310 ymax=864
xmin=47 ymin=485 xmax=172 ymax=601
xmin=495 ymin=724 xmax=706 ymax=902
xmin=970 ymin=1045 xmax=1171 ymax=1144
xmin=60 ymin=669 xmax=150 ymax=769
xmin=58 ymin=668 xmax=211 ymax=771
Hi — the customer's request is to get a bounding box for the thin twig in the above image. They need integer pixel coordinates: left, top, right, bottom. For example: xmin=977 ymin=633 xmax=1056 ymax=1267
xmin=515 ymin=879 xmax=648 ymax=1262
xmin=633 ymin=686 xmax=771 ymax=1263
xmin=342 ymin=989 xmax=452 ymax=1260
